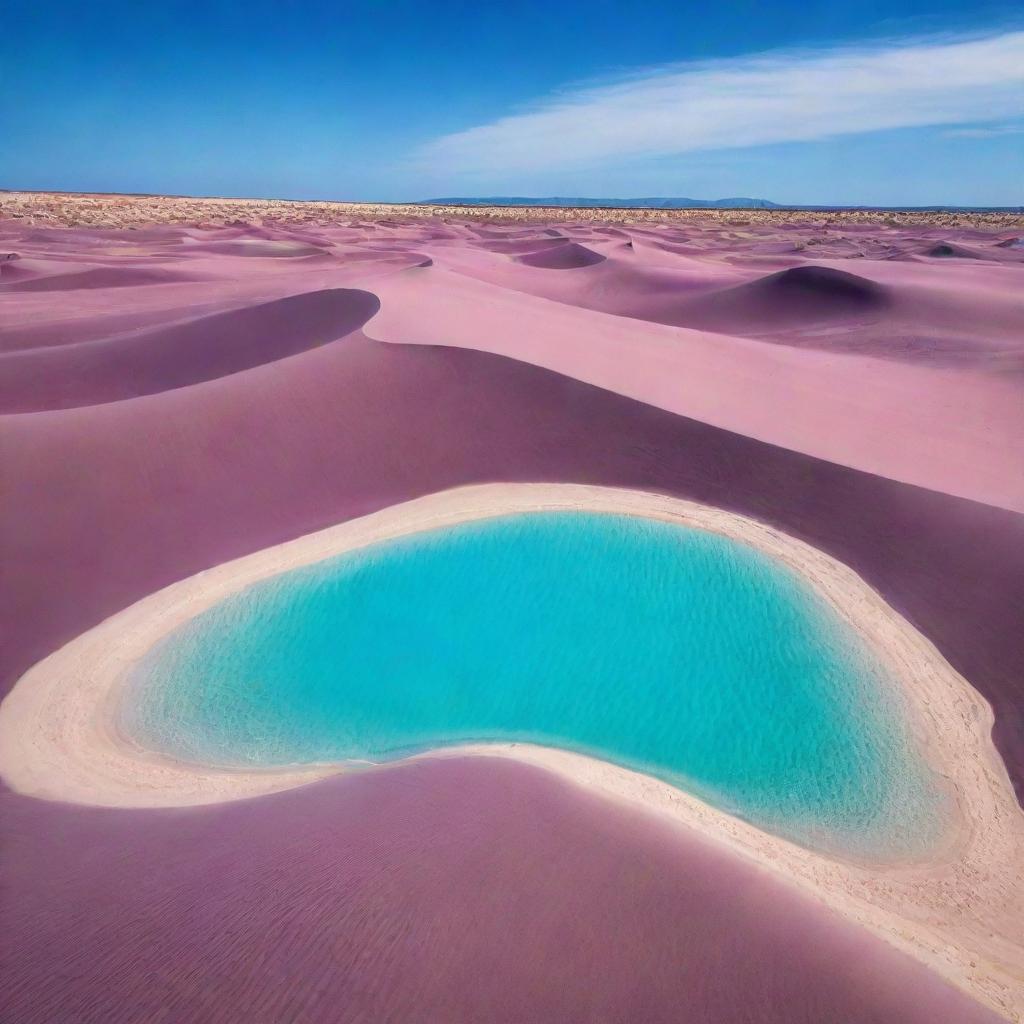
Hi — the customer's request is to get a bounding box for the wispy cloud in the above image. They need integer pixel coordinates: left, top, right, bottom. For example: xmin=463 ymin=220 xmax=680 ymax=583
xmin=942 ymin=123 xmax=1024 ymax=138
xmin=416 ymin=31 xmax=1024 ymax=175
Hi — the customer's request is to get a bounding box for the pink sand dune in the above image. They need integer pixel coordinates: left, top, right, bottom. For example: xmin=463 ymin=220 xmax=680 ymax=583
xmin=0 ymin=757 xmax=1001 ymax=1024
xmin=473 ymin=235 xmax=577 ymax=254
xmin=177 ymin=238 xmax=332 ymax=258
xmin=430 ymin=240 xmax=1024 ymax=368
xmin=1 ymin=213 xmax=1022 ymax=1024
xmin=0 ymin=264 xmax=206 ymax=292
xmin=0 ymin=288 xmax=379 ymax=411
xmin=366 ymin=266 xmax=1024 ymax=511
xmin=923 ymin=240 xmax=1023 ymax=261
xmin=514 ymin=240 xmax=607 ymax=268
xmin=677 ymin=264 xmax=892 ymax=327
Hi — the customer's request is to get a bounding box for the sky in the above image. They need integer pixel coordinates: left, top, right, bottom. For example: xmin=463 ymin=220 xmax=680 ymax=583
xmin=2 ymin=0 xmax=1022 ymax=205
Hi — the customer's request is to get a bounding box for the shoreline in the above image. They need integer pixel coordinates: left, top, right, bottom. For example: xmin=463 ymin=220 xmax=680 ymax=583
xmin=0 ymin=483 xmax=1022 ymax=1018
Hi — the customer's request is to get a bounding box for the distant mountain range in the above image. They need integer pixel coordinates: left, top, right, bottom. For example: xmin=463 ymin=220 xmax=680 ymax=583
xmin=420 ymin=197 xmax=781 ymax=210
xmin=419 ymin=196 xmax=1023 ymax=213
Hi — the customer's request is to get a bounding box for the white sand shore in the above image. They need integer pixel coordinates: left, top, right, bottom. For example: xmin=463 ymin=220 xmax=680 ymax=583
xmin=0 ymin=483 xmax=1022 ymax=1018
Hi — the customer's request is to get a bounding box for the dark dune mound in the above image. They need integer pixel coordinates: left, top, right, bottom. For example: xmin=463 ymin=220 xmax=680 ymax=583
xmin=920 ymin=240 xmax=1022 ymax=263
xmin=760 ymin=265 xmax=889 ymax=303
xmin=0 ymin=288 xmax=379 ymax=412
xmin=927 ymin=242 xmax=981 ymax=259
xmin=2 ymin=251 xmax=19 ymax=261
xmin=928 ymin=243 xmax=967 ymax=258
xmin=515 ymin=241 xmax=607 ymax=269
xmin=0 ymin=265 xmax=202 ymax=292
xmin=677 ymin=265 xmax=892 ymax=331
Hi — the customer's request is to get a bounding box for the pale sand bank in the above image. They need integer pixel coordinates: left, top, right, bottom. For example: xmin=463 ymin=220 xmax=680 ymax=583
xmin=1 ymin=483 xmax=1022 ymax=1018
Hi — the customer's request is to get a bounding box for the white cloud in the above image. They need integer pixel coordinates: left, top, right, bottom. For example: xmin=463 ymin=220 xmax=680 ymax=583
xmin=942 ymin=123 xmax=1024 ymax=138
xmin=416 ymin=31 xmax=1024 ymax=175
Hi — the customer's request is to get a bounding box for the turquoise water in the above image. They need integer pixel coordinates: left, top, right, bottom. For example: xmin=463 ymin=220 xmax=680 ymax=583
xmin=123 ymin=512 xmax=946 ymax=857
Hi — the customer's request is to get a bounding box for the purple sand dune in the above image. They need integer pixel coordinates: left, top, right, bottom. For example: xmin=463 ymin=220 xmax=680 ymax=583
xmin=927 ymin=241 xmax=982 ymax=259
xmin=0 ymin=758 xmax=1001 ymax=1024
xmin=0 ymin=262 xmax=38 ymax=285
xmin=915 ymin=239 xmax=1024 ymax=263
xmin=677 ymin=265 xmax=892 ymax=329
xmin=14 ymin=226 xmax=190 ymax=246
xmin=514 ymin=241 xmax=607 ymax=269
xmin=473 ymin=236 xmax=574 ymax=253
xmin=650 ymin=238 xmax=708 ymax=256
xmin=3 ymin=334 xmax=1023 ymax=799
xmin=0 ymin=265 xmax=203 ymax=291
xmin=0 ymin=301 xmax=258 ymax=353
xmin=1 ymin=217 xmax=1022 ymax=1023
xmin=0 ymin=256 xmax=104 ymax=285
xmin=0 ymin=288 xmax=379 ymax=411
xmin=179 ymin=239 xmax=330 ymax=258
xmin=437 ymin=247 xmax=1024 ymax=368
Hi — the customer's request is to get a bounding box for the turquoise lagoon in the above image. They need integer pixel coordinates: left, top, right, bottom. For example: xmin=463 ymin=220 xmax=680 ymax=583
xmin=122 ymin=512 xmax=947 ymax=857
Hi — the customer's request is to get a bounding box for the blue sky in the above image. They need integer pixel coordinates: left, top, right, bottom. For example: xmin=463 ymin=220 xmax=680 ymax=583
xmin=2 ymin=1 xmax=1022 ymax=205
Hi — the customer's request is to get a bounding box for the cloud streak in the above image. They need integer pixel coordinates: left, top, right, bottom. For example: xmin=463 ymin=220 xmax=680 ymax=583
xmin=942 ymin=123 xmax=1024 ymax=138
xmin=416 ymin=31 xmax=1024 ymax=175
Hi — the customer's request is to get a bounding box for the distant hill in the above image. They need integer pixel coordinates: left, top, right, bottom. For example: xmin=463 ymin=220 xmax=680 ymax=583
xmin=420 ymin=196 xmax=782 ymax=210
xmin=418 ymin=197 xmax=1023 ymax=213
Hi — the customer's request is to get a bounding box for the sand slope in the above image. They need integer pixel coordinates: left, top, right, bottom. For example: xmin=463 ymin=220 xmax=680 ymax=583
xmin=1 ymin=209 xmax=1023 ymax=1023
xmin=0 ymin=757 xmax=1003 ymax=1024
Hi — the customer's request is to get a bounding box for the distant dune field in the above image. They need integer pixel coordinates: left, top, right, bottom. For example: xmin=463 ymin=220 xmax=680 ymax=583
xmin=3 ymin=188 xmax=1023 ymax=228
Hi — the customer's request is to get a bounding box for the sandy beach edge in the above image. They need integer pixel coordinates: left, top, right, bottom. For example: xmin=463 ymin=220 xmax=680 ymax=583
xmin=1 ymin=482 xmax=1022 ymax=1018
